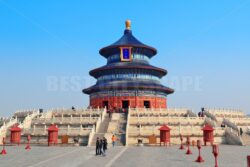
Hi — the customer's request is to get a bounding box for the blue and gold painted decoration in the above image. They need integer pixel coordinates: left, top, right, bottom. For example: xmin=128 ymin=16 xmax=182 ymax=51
xmin=120 ymin=47 xmax=132 ymax=62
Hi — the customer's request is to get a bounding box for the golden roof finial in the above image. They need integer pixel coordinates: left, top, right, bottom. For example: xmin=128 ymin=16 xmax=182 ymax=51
xmin=125 ymin=20 xmax=131 ymax=30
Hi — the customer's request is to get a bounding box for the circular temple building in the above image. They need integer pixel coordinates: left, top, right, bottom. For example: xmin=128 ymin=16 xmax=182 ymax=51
xmin=83 ymin=20 xmax=174 ymax=109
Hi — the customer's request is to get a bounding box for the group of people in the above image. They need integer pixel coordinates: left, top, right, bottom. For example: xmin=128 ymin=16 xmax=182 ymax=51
xmin=95 ymin=135 xmax=117 ymax=156
xmin=96 ymin=137 xmax=108 ymax=156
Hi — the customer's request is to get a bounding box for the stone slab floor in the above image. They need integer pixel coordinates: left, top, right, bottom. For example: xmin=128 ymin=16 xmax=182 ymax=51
xmin=0 ymin=145 xmax=249 ymax=167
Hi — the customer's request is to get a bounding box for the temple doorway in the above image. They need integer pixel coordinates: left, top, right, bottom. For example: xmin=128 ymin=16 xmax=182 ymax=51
xmin=122 ymin=100 xmax=129 ymax=109
xmin=144 ymin=101 xmax=151 ymax=108
xmin=102 ymin=101 xmax=109 ymax=109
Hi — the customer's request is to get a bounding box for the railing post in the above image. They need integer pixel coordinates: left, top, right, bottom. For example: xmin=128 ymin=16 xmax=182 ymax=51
xmin=44 ymin=125 xmax=47 ymax=135
xmin=80 ymin=124 xmax=83 ymax=135
xmin=33 ymin=125 xmax=36 ymax=134
xmin=67 ymin=125 xmax=70 ymax=135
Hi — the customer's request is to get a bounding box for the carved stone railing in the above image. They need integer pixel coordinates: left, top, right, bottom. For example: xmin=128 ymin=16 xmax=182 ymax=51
xmin=204 ymin=108 xmax=245 ymax=118
xmin=203 ymin=111 xmax=217 ymax=122
xmin=204 ymin=117 xmax=217 ymax=127
xmin=223 ymin=118 xmax=239 ymax=132
xmin=187 ymin=110 xmax=197 ymax=117
xmin=20 ymin=111 xmax=40 ymax=129
xmin=0 ymin=117 xmax=18 ymax=144
xmin=23 ymin=126 xmax=93 ymax=136
xmin=129 ymin=108 xmax=189 ymax=117
xmin=31 ymin=117 xmax=99 ymax=125
xmin=125 ymin=108 xmax=131 ymax=146
xmin=87 ymin=127 xmax=95 ymax=147
xmin=225 ymin=128 xmax=243 ymax=145
xmin=129 ymin=116 xmax=205 ymax=126
xmin=87 ymin=107 xmax=106 ymax=147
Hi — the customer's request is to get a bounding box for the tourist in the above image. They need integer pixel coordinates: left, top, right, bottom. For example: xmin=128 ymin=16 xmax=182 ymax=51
xmin=102 ymin=137 xmax=108 ymax=155
xmin=240 ymin=128 xmax=243 ymax=136
xmin=96 ymin=137 xmax=100 ymax=155
xmin=198 ymin=112 xmax=201 ymax=117
xmin=112 ymin=135 xmax=116 ymax=147
xmin=99 ymin=138 xmax=104 ymax=156
xmin=108 ymin=109 xmax=111 ymax=118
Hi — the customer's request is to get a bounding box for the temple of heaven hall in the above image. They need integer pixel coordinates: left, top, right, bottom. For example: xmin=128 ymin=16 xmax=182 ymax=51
xmin=83 ymin=20 xmax=174 ymax=109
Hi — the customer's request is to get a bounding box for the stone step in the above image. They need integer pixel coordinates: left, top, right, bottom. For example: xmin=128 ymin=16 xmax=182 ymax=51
xmin=96 ymin=117 xmax=110 ymax=133
xmin=90 ymin=113 xmax=127 ymax=146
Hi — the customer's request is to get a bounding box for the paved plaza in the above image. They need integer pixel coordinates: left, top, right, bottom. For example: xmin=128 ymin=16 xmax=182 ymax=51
xmin=0 ymin=145 xmax=249 ymax=167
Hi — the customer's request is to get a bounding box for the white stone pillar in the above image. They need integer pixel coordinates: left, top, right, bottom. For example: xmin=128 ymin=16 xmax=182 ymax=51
xmin=67 ymin=125 xmax=70 ymax=135
xmin=80 ymin=124 xmax=83 ymax=135
xmin=44 ymin=125 xmax=47 ymax=135
xmin=52 ymin=115 xmax=55 ymax=124
xmin=139 ymin=124 xmax=141 ymax=136
xmin=179 ymin=123 xmax=181 ymax=135
xmin=191 ymin=124 xmax=193 ymax=135
xmin=33 ymin=125 xmax=36 ymax=134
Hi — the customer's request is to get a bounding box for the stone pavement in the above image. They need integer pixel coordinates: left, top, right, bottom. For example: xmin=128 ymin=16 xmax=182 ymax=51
xmin=0 ymin=145 xmax=249 ymax=167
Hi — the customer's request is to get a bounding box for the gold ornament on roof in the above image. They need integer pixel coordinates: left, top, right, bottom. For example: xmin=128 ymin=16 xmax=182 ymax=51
xmin=125 ymin=20 xmax=131 ymax=30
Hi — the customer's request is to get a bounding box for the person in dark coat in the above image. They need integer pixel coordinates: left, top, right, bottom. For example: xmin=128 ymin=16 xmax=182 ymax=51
xmin=108 ymin=109 xmax=111 ymax=118
xmin=240 ymin=128 xmax=243 ymax=136
xmin=96 ymin=137 xmax=100 ymax=155
xmin=99 ymin=138 xmax=104 ymax=155
xmin=102 ymin=137 xmax=108 ymax=155
xmin=198 ymin=112 xmax=201 ymax=117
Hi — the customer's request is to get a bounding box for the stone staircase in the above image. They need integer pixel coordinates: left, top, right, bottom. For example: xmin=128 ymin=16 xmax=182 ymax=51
xmin=90 ymin=115 xmax=110 ymax=146
xmin=241 ymin=133 xmax=250 ymax=145
xmin=0 ymin=117 xmax=18 ymax=144
xmin=115 ymin=113 xmax=127 ymax=146
xmin=90 ymin=113 xmax=128 ymax=146
xmin=204 ymin=110 xmax=243 ymax=145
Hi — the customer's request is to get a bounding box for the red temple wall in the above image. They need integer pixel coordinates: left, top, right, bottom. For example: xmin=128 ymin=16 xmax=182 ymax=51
xmin=89 ymin=96 xmax=167 ymax=109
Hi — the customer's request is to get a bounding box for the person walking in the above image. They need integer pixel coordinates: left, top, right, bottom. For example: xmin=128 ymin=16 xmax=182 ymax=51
xmin=111 ymin=135 xmax=116 ymax=147
xmin=99 ymin=138 xmax=104 ymax=156
xmin=108 ymin=109 xmax=111 ymax=118
xmin=96 ymin=137 xmax=100 ymax=155
xmin=103 ymin=137 xmax=108 ymax=155
xmin=240 ymin=128 xmax=243 ymax=136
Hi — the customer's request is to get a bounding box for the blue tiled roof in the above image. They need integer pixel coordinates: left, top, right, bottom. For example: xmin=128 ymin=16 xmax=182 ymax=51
xmin=82 ymin=80 xmax=174 ymax=95
xmin=111 ymin=30 xmax=145 ymax=45
xmin=99 ymin=30 xmax=157 ymax=58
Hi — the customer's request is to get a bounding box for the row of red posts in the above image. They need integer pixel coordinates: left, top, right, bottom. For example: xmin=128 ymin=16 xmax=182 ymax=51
xmin=158 ymin=124 xmax=220 ymax=166
xmin=158 ymin=124 xmax=215 ymax=146
xmin=1 ymin=124 xmax=59 ymax=155
xmin=179 ymin=135 xmax=219 ymax=166
xmin=177 ymin=124 xmax=220 ymax=166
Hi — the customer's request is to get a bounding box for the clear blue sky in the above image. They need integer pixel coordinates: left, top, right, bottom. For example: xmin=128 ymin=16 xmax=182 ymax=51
xmin=0 ymin=0 xmax=249 ymax=116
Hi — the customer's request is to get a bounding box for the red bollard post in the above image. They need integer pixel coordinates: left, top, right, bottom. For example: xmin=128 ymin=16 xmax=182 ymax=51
xmin=179 ymin=135 xmax=185 ymax=150
xmin=1 ymin=137 xmax=7 ymax=155
xmin=247 ymin=155 xmax=250 ymax=167
xmin=25 ymin=135 xmax=31 ymax=150
xmin=186 ymin=136 xmax=192 ymax=154
xmin=212 ymin=144 xmax=219 ymax=167
xmin=195 ymin=140 xmax=204 ymax=162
